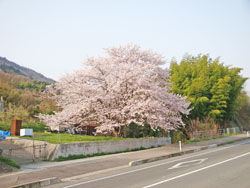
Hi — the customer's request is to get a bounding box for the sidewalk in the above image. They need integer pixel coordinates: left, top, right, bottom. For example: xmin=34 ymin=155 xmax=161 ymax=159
xmin=0 ymin=134 xmax=248 ymax=188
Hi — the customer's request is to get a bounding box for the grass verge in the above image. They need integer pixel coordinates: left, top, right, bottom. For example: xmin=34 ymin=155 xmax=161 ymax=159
xmin=0 ymin=155 xmax=20 ymax=169
xmin=54 ymin=147 xmax=149 ymax=162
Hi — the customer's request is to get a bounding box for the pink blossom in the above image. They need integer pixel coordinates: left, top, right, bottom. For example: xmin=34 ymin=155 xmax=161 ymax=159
xmin=38 ymin=44 xmax=190 ymax=132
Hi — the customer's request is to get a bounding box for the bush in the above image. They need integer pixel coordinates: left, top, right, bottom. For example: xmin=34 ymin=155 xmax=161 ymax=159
xmin=184 ymin=117 xmax=219 ymax=139
xmin=0 ymin=103 xmax=29 ymax=123
xmin=171 ymin=130 xmax=187 ymax=143
xmin=123 ymin=122 xmax=167 ymax=138
xmin=0 ymin=123 xmax=9 ymax=131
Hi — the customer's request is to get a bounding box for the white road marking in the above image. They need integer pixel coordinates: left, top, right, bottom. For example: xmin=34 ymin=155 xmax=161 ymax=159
xmin=62 ymin=140 xmax=250 ymax=188
xmin=168 ymin=158 xmax=208 ymax=169
xmin=142 ymin=151 xmax=250 ymax=188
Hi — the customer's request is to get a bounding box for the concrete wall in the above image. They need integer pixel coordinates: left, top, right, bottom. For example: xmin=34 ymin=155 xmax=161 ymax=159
xmin=53 ymin=137 xmax=171 ymax=159
xmin=4 ymin=137 xmax=58 ymax=161
xmin=4 ymin=137 xmax=171 ymax=160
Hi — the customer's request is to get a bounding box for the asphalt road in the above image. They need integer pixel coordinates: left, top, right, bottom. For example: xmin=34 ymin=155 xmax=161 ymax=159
xmin=48 ymin=139 xmax=250 ymax=188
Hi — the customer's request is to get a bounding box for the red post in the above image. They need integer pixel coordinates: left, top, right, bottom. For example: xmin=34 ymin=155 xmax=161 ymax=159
xmin=11 ymin=119 xmax=22 ymax=136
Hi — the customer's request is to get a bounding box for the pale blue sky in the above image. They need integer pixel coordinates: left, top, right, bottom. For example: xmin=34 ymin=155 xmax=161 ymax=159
xmin=0 ymin=0 xmax=249 ymax=90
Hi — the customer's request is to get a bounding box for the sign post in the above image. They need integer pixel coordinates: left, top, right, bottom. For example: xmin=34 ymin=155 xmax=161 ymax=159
xmin=179 ymin=141 xmax=182 ymax=152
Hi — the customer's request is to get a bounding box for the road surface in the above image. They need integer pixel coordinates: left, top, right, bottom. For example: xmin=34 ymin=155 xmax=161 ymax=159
xmin=48 ymin=139 xmax=250 ymax=188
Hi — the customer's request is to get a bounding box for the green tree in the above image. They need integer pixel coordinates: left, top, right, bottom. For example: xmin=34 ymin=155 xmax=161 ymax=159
xmin=170 ymin=54 xmax=247 ymax=124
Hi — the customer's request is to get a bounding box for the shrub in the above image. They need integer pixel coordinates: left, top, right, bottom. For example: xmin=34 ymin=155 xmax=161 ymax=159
xmin=123 ymin=122 xmax=167 ymax=138
xmin=171 ymin=130 xmax=187 ymax=143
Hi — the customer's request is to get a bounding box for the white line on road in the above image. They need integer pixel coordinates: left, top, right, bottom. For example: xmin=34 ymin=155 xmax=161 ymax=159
xmin=62 ymin=140 xmax=250 ymax=188
xmin=168 ymin=158 xmax=208 ymax=169
xmin=142 ymin=151 xmax=250 ymax=188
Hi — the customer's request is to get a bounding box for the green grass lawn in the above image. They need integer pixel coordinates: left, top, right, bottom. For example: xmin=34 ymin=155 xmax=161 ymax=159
xmin=28 ymin=132 xmax=126 ymax=144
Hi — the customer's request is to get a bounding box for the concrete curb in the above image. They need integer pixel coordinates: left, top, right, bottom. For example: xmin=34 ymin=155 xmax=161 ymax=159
xmin=9 ymin=177 xmax=61 ymax=188
xmin=129 ymin=137 xmax=249 ymax=166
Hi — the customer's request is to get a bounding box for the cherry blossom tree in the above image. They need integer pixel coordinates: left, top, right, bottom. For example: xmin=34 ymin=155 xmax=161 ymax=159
xmin=38 ymin=45 xmax=190 ymax=135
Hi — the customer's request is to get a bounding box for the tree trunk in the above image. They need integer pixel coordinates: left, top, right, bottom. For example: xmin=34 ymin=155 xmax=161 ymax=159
xmin=112 ymin=127 xmax=123 ymax=137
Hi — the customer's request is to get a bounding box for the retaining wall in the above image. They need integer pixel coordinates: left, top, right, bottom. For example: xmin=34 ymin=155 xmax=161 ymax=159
xmin=4 ymin=137 xmax=58 ymax=161
xmin=4 ymin=137 xmax=171 ymax=160
xmin=53 ymin=137 xmax=171 ymax=159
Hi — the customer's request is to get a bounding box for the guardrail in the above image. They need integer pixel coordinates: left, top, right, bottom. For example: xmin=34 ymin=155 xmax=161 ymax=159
xmin=191 ymin=127 xmax=241 ymax=140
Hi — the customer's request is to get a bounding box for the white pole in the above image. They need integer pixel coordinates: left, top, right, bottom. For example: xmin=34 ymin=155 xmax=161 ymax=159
xmin=179 ymin=141 xmax=182 ymax=152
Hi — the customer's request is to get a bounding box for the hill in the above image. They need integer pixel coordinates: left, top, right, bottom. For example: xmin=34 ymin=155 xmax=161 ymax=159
xmin=0 ymin=69 xmax=59 ymax=128
xmin=0 ymin=57 xmax=55 ymax=84
xmin=0 ymin=58 xmax=59 ymax=126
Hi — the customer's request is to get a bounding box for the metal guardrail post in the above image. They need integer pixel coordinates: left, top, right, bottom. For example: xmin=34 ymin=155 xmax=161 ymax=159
xmin=32 ymin=137 xmax=35 ymax=162
xmin=44 ymin=139 xmax=47 ymax=160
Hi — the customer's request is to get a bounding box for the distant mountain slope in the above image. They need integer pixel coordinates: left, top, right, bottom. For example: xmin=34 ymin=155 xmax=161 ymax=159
xmin=0 ymin=57 xmax=55 ymax=83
